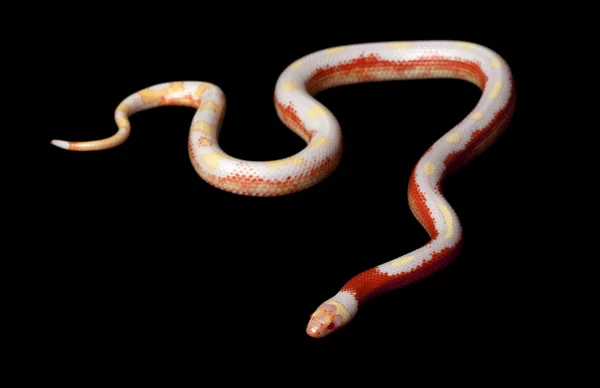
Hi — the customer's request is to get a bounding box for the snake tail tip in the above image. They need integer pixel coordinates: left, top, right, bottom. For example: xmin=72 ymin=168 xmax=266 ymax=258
xmin=50 ymin=139 xmax=70 ymax=150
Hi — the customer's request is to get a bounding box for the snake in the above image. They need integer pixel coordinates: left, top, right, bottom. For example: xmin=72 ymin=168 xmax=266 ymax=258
xmin=51 ymin=40 xmax=515 ymax=338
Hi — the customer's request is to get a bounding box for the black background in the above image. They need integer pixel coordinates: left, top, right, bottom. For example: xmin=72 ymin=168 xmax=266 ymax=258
xmin=39 ymin=9 xmax=535 ymax=356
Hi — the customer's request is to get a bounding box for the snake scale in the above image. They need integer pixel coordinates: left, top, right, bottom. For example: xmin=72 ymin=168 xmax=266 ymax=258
xmin=52 ymin=41 xmax=516 ymax=338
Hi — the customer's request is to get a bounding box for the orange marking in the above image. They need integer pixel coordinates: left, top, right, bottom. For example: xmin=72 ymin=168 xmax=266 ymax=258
xmin=115 ymin=116 xmax=130 ymax=129
xmin=192 ymin=149 xmax=342 ymax=197
xmin=139 ymin=82 xmax=185 ymax=104
xmin=198 ymin=138 xmax=213 ymax=147
xmin=340 ymin=244 xmax=461 ymax=305
xmin=408 ymin=173 xmax=438 ymax=240
xmin=201 ymin=100 xmax=219 ymax=111
xmin=443 ymin=77 xmax=516 ymax=176
xmin=116 ymin=103 xmax=129 ymax=114
xmin=191 ymin=120 xmax=217 ymax=137
xmin=195 ymin=83 xmax=214 ymax=97
xmin=306 ymin=53 xmax=489 ymax=94
xmin=274 ymin=100 xmax=312 ymax=143
xmin=160 ymin=94 xmax=201 ymax=108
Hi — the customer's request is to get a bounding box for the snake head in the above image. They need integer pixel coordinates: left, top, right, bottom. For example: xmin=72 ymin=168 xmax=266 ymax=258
xmin=306 ymin=300 xmax=352 ymax=338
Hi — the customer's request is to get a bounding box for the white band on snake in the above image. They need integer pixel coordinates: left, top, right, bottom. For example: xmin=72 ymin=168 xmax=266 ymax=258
xmin=51 ymin=40 xmax=515 ymax=338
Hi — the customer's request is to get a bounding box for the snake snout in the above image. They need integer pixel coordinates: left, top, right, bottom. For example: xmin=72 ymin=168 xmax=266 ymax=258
xmin=306 ymin=300 xmax=352 ymax=338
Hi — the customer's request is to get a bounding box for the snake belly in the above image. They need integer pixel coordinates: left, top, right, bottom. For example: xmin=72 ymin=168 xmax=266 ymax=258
xmin=51 ymin=40 xmax=516 ymax=338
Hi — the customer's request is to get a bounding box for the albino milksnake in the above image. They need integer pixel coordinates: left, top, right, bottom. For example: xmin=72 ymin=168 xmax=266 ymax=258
xmin=51 ymin=41 xmax=515 ymax=338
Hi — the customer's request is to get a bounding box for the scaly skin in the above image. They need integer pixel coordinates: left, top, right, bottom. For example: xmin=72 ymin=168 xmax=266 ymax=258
xmin=51 ymin=41 xmax=515 ymax=338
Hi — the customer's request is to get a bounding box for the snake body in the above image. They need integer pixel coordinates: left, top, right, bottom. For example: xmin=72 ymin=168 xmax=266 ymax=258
xmin=51 ymin=41 xmax=515 ymax=338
